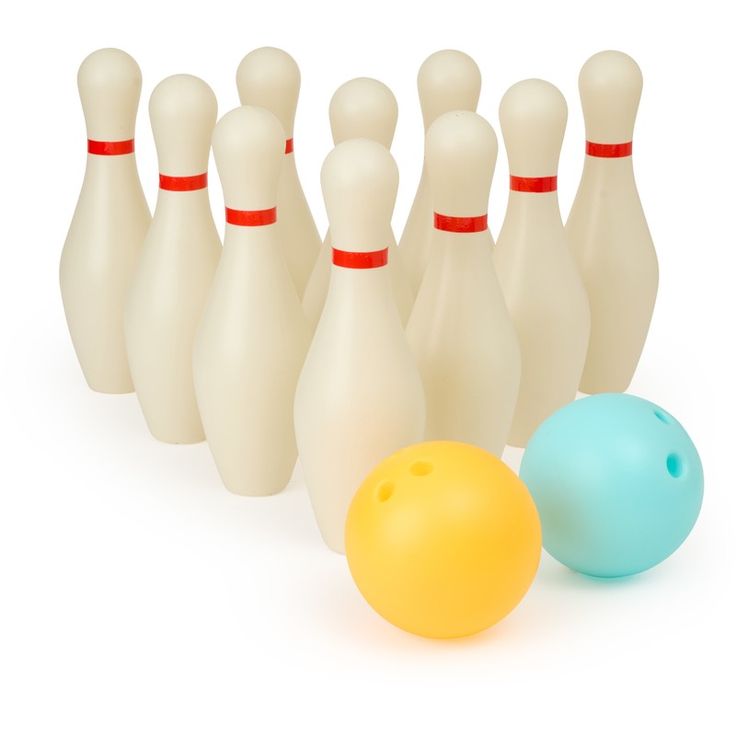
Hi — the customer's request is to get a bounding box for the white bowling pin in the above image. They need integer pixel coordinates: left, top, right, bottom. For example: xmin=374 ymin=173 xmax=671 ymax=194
xmin=407 ymin=111 xmax=520 ymax=455
xmin=124 ymin=75 xmax=221 ymax=444
xmin=399 ymin=50 xmax=481 ymax=292
xmin=193 ymin=106 xmax=309 ymax=495
xmin=236 ymin=47 xmax=320 ymax=297
xmin=494 ymin=79 xmax=591 ymax=447
xmin=60 ymin=48 xmax=151 ymax=393
xmin=566 ymin=51 xmax=658 ymax=393
xmin=302 ymin=78 xmax=413 ymax=329
xmin=294 ymin=139 xmax=426 ymax=553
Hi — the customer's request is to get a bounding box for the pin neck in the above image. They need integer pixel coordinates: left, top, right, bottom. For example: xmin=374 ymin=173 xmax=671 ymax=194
xmin=225 ymin=206 xmax=277 ymax=227
xmin=586 ymin=140 xmax=632 ymax=158
xmin=285 ymin=138 xmax=294 ymax=154
xmin=332 ymin=247 xmax=388 ymax=269
xmin=509 ymin=175 xmax=557 ymax=193
xmin=87 ymin=138 xmax=135 ymax=156
xmin=434 ymin=213 xmax=488 ymax=233
xmin=159 ymin=173 xmax=208 ymax=191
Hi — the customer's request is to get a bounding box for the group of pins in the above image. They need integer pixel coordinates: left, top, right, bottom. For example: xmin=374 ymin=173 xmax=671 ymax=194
xmin=60 ymin=47 xmax=658 ymax=553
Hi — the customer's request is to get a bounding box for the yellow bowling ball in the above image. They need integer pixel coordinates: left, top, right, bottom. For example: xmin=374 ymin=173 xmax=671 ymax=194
xmin=345 ymin=441 xmax=541 ymax=639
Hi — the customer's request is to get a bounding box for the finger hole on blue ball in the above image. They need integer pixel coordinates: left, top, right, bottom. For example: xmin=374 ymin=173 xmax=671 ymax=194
xmin=666 ymin=453 xmax=684 ymax=478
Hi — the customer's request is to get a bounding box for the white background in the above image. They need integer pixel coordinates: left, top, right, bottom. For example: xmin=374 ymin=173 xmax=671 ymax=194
xmin=1 ymin=1 xmax=734 ymax=733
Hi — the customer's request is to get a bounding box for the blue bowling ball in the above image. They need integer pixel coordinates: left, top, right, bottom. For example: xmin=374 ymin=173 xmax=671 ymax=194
xmin=520 ymin=393 xmax=703 ymax=578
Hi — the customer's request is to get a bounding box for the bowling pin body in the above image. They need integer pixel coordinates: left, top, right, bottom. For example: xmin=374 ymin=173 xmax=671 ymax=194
xmin=302 ymin=78 xmax=413 ymax=330
xmin=494 ymin=80 xmax=590 ymax=447
xmin=566 ymin=51 xmax=658 ymax=393
xmin=295 ymin=140 xmax=425 ymax=553
xmin=193 ymin=106 xmax=309 ymax=495
xmin=399 ymin=50 xmax=481 ymax=291
xmin=407 ymin=112 xmax=520 ymax=455
xmin=124 ymin=75 xmax=221 ymax=443
xmin=60 ymin=48 xmax=151 ymax=393
xmin=236 ymin=47 xmax=320 ymax=297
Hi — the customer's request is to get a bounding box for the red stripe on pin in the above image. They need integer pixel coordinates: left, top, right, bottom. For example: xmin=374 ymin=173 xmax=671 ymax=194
xmin=225 ymin=206 xmax=277 ymax=226
xmin=586 ymin=140 xmax=633 ymax=158
xmin=332 ymin=247 xmax=389 ymax=269
xmin=510 ymin=175 xmax=557 ymax=193
xmin=87 ymin=138 xmax=135 ymax=155
xmin=159 ymin=173 xmax=208 ymax=191
xmin=434 ymin=213 xmax=488 ymax=233
xmin=285 ymin=138 xmax=294 ymax=154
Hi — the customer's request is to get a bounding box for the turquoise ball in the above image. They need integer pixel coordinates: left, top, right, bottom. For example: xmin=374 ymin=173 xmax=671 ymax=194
xmin=520 ymin=394 xmax=703 ymax=578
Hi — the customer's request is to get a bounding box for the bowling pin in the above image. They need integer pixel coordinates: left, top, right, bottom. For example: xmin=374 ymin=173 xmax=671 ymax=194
xmin=399 ymin=50 xmax=481 ymax=291
xmin=294 ymin=139 xmax=425 ymax=553
xmin=236 ymin=47 xmax=320 ymax=297
xmin=494 ymin=79 xmax=591 ymax=447
xmin=407 ymin=111 xmax=520 ymax=455
xmin=60 ymin=48 xmax=151 ymax=393
xmin=124 ymin=75 xmax=221 ymax=444
xmin=193 ymin=106 xmax=309 ymax=495
xmin=566 ymin=51 xmax=658 ymax=393
xmin=302 ymin=78 xmax=413 ymax=329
